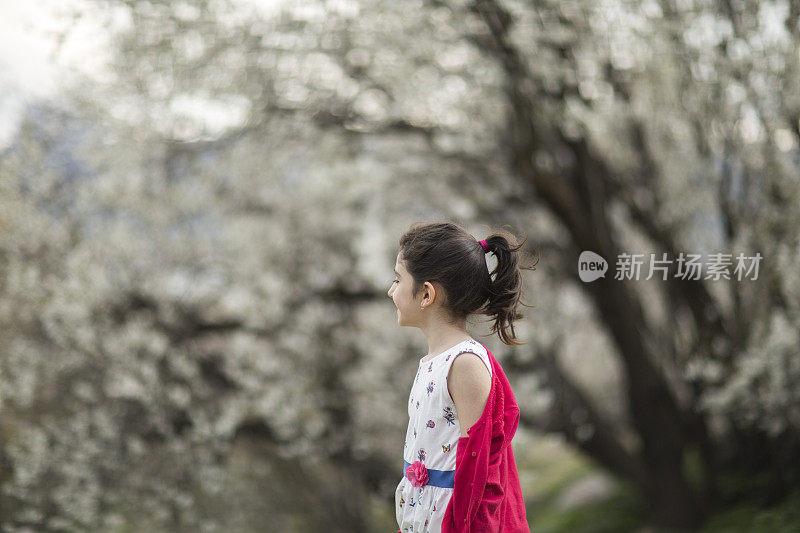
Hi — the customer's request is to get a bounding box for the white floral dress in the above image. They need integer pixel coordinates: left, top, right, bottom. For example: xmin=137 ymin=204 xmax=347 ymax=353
xmin=395 ymin=339 xmax=493 ymax=532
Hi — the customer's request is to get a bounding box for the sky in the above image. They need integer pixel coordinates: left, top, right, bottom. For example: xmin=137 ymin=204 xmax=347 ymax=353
xmin=0 ymin=1 xmax=54 ymax=145
xmin=0 ymin=0 xmax=100 ymax=146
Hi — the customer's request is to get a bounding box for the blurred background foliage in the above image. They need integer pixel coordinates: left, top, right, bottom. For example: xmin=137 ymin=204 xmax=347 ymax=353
xmin=1 ymin=0 xmax=799 ymax=531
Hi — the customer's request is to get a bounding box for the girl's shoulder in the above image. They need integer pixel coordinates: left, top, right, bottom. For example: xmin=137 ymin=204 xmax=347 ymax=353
xmin=443 ymin=339 xmax=492 ymax=377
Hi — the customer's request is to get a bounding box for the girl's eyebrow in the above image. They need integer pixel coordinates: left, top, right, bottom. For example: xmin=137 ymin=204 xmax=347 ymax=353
xmin=394 ymin=269 xmax=401 ymax=277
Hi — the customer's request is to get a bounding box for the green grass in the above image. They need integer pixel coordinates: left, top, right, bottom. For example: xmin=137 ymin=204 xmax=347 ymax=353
xmin=517 ymin=432 xmax=598 ymax=500
xmin=528 ymin=485 xmax=643 ymax=533
xmin=701 ymin=491 xmax=800 ymax=533
xmin=527 ymin=485 xmax=800 ymax=533
xmin=516 ymin=432 xmax=644 ymax=532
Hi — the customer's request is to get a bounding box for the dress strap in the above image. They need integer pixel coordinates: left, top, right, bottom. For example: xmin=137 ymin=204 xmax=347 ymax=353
xmin=443 ymin=340 xmax=492 ymax=377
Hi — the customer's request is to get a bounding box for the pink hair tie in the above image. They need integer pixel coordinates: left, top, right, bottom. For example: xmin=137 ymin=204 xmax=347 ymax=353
xmin=479 ymin=239 xmax=489 ymax=253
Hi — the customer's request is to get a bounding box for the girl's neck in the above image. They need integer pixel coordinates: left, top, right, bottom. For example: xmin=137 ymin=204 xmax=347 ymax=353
xmin=422 ymin=328 xmax=473 ymax=361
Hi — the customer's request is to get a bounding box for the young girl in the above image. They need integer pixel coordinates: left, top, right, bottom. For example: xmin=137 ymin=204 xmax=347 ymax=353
xmin=389 ymin=221 xmax=536 ymax=533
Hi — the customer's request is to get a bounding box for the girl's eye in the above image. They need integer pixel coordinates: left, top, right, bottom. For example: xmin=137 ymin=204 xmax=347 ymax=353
xmin=392 ymin=279 xmax=399 ymax=284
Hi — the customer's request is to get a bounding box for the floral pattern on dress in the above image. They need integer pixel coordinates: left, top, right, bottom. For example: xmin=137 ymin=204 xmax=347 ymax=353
xmin=443 ymin=406 xmax=456 ymax=426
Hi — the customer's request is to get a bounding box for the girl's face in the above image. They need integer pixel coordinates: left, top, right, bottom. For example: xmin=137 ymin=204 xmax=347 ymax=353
xmin=388 ymin=254 xmax=424 ymax=327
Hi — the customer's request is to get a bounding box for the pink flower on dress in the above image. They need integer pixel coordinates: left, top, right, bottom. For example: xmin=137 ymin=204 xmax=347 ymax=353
xmin=405 ymin=461 xmax=429 ymax=488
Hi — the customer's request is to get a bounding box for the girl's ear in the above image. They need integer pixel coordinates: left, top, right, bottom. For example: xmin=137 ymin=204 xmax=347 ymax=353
xmin=423 ymin=281 xmax=437 ymax=305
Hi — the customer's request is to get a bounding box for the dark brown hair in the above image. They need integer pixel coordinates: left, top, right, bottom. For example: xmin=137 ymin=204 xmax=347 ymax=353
xmin=397 ymin=221 xmax=538 ymax=345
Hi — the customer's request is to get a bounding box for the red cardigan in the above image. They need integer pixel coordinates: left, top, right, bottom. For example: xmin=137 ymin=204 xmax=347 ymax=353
xmin=399 ymin=347 xmax=531 ymax=532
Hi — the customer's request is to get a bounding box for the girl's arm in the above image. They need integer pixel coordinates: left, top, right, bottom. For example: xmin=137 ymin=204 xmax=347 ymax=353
xmin=447 ymin=353 xmax=491 ymax=436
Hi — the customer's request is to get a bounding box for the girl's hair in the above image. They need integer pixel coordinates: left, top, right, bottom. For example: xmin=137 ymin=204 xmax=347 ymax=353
xmin=397 ymin=221 xmax=539 ymax=346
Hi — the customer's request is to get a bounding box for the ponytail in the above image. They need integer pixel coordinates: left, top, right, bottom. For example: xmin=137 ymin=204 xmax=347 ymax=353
xmin=397 ymin=221 xmax=538 ymax=345
xmin=481 ymin=229 xmax=539 ymax=346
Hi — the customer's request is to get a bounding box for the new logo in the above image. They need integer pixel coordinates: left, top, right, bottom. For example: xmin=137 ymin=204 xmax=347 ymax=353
xmin=578 ymin=251 xmax=608 ymax=282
